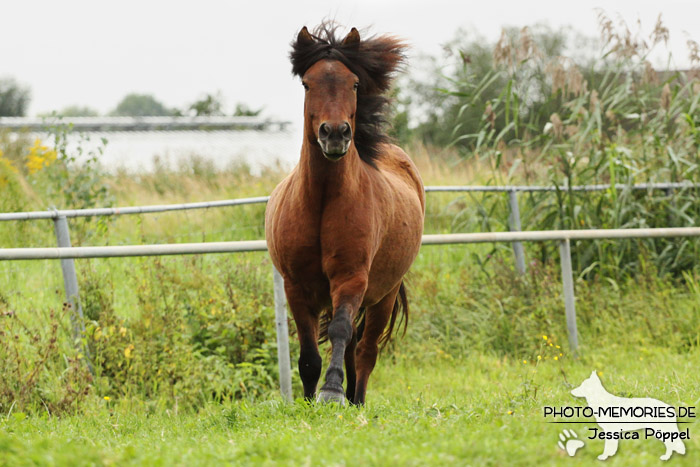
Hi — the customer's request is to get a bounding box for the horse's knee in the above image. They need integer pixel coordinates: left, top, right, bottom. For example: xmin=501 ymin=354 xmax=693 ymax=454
xmin=299 ymin=348 xmax=322 ymax=382
xmin=328 ymin=307 xmax=352 ymax=344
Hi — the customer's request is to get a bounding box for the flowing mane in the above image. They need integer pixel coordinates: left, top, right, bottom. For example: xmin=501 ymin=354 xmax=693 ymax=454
xmin=290 ymin=23 xmax=407 ymax=166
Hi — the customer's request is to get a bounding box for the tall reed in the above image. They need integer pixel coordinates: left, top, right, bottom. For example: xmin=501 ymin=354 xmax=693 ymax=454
xmin=445 ymin=13 xmax=700 ymax=278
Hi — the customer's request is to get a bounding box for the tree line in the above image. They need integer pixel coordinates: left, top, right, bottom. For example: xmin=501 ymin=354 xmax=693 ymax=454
xmin=0 ymin=81 xmax=262 ymax=118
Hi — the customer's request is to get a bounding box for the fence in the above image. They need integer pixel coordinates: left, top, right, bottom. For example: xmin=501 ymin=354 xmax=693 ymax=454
xmin=1 ymin=182 xmax=698 ymax=400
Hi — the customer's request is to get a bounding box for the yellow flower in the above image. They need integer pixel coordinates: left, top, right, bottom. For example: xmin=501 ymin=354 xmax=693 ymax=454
xmin=554 ymin=356 xmax=558 ymax=361
xmin=0 ymin=149 xmax=18 ymax=177
xmin=542 ymin=335 xmax=548 ymax=340
xmin=507 ymin=410 xmax=514 ymax=415
xmin=338 ymin=414 xmax=343 ymax=419
xmin=124 ymin=344 xmax=134 ymax=359
xmin=25 ymin=138 xmax=57 ymax=174
xmin=103 ymin=396 xmax=110 ymax=401
xmin=523 ymin=360 xmax=527 ymax=364
xmin=537 ymin=355 xmax=542 ymax=360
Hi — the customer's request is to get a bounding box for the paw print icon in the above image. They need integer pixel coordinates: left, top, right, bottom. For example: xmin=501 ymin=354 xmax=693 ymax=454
xmin=558 ymin=429 xmax=585 ymax=456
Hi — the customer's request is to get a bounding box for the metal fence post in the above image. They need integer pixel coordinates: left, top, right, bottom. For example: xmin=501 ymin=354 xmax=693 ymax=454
xmin=53 ymin=215 xmax=93 ymax=372
xmin=507 ymin=189 xmax=527 ymax=274
xmin=559 ymin=238 xmax=579 ymax=356
xmin=273 ymin=266 xmax=293 ymax=401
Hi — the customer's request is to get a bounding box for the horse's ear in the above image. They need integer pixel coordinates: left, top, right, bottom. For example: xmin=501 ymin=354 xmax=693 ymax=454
xmin=297 ymin=26 xmax=314 ymax=46
xmin=342 ymin=27 xmax=361 ymax=48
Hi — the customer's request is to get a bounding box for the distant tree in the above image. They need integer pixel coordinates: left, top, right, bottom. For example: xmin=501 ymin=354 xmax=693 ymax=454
xmin=56 ymin=105 xmax=99 ymax=117
xmin=233 ymin=103 xmax=263 ymax=117
xmin=188 ymin=92 xmax=224 ymax=116
xmin=110 ymin=93 xmax=174 ymax=116
xmin=0 ymin=77 xmax=31 ymax=117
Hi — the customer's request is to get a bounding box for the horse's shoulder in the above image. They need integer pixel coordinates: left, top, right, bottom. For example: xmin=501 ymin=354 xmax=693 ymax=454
xmin=377 ymin=144 xmax=425 ymax=201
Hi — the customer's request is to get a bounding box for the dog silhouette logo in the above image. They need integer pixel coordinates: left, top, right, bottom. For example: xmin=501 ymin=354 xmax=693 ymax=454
xmin=570 ymin=371 xmax=686 ymax=461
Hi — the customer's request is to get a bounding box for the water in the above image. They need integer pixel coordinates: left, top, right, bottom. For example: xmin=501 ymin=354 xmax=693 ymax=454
xmin=32 ymin=127 xmax=303 ymax=174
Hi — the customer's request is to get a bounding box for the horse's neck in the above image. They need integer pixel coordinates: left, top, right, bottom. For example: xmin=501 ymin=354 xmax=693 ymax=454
xmin=298 ymin=140 xmax=363 ymax=202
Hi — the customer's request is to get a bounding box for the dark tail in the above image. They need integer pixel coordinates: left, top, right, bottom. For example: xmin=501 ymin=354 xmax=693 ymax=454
xmin=318 ymin=282 xmax=409 ymax=349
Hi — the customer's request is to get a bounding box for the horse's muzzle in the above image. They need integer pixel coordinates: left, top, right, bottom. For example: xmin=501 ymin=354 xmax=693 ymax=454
xmin=318 ymin=122 xmax=352 ymax=160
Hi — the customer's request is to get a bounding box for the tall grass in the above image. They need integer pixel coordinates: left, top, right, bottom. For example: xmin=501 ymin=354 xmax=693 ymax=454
xmin=441 ymin=13 xmax=700 ymax=278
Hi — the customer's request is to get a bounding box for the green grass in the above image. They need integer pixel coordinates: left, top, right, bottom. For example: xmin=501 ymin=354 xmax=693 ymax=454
xmin=2 ymin=146 xmax=700 ymax=465
xmin=2 ymin=347 xmax=698 ymax=466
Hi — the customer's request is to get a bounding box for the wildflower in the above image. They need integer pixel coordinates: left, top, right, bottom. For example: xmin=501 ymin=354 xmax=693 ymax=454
xmin=338 ymin=414 xmax=343 ymax=420
xmin=0 ymin=149 xmax=18 ymax=181
xmin=25 ymin=139 xmax=57 ymax=174
xmin=537 ymin=355 xmax=542 ymax=360
xmin=523 ymin=360 xmax=528 ymax=364
xmin=542 ymin=335 xmax=548 ymax=341
xmin=507 ymin=410 xmax=514 ymax=415
xmin=103 ymin=396 xmax=110 ymax=401
xmin=554 ymin=356 xmax=559 ymax=361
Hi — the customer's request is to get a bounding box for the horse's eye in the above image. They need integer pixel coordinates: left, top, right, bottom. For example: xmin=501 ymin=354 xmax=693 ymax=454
xmin=353 ymin=82 xmax=359 ymax=91
xmin=303 ymin=82 xmax=309 ymax=91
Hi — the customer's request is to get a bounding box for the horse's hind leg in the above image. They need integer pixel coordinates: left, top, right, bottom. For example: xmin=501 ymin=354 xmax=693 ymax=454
xmin=353 ymin=285 xmax=399 ymax=405
xmin=285 ymin=286 xmax=322 ymax=400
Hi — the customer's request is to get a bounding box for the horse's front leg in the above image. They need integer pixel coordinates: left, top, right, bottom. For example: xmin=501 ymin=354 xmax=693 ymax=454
xmin=317 ymin=275 xmax=366 ymax=405
xmin=284 ymin=283 xmax=323 ymax=401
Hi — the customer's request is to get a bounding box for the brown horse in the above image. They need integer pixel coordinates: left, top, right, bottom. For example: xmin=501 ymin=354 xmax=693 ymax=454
xmin=265 ymin=24 xmax=424 ymax=405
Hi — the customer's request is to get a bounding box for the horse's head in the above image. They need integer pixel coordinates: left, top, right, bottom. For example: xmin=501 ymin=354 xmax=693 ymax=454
xmin=297 ymin=27 xmax=360 ymax=161
xmin=290 ymin=23 xmax=406 ymax=165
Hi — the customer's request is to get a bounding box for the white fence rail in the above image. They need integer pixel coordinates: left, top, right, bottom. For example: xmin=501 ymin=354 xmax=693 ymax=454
xmin=2 ymin=184 xmax=699 ymax=400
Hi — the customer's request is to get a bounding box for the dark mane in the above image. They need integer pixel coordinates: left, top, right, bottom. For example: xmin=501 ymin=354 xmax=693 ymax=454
xmin=290 ymin=23 xmax=407 ymax=166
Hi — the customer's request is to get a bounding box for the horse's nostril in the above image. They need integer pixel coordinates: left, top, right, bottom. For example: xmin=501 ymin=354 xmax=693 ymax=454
xmin=341 ymin=123 xmax=352 ymax=139
xmin=319 ymin=123 xmax=331 ymax=138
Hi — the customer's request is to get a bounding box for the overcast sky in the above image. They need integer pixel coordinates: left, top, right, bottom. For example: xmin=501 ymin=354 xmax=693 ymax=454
xmin=3 ymin=0 xmax=699 ymax=129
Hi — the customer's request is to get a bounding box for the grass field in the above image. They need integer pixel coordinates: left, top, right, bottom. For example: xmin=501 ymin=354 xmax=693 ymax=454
xmin=2 ymin=149 xmax=700 ymax=465
xmin=2 ymin=346 xmax=698 ymax=466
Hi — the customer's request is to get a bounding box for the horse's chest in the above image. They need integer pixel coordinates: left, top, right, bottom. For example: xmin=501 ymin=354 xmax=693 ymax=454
xmin=273 ymin=208 xmax=323 ymax=275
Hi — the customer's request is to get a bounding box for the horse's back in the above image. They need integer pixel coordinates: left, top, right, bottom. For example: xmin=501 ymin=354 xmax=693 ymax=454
xmin=375 ymin=143 xmax=425 ymax=212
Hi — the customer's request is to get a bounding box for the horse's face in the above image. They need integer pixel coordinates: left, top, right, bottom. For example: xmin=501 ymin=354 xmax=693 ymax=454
xmin=302 ymin=59 xmax=358 ymax=161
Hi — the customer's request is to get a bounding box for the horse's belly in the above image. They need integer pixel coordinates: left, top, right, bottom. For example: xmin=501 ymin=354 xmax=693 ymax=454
xmin=363 ymin=206 xmax=424 ymax=306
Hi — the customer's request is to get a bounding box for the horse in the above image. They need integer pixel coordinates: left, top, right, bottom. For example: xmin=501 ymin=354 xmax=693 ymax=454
xmin=265 ymin=24 xmax=425 ymax=405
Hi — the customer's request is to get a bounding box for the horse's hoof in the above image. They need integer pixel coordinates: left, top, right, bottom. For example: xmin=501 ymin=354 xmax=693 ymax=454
xmin=317 ymin=389 xmax=346 ymax=405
